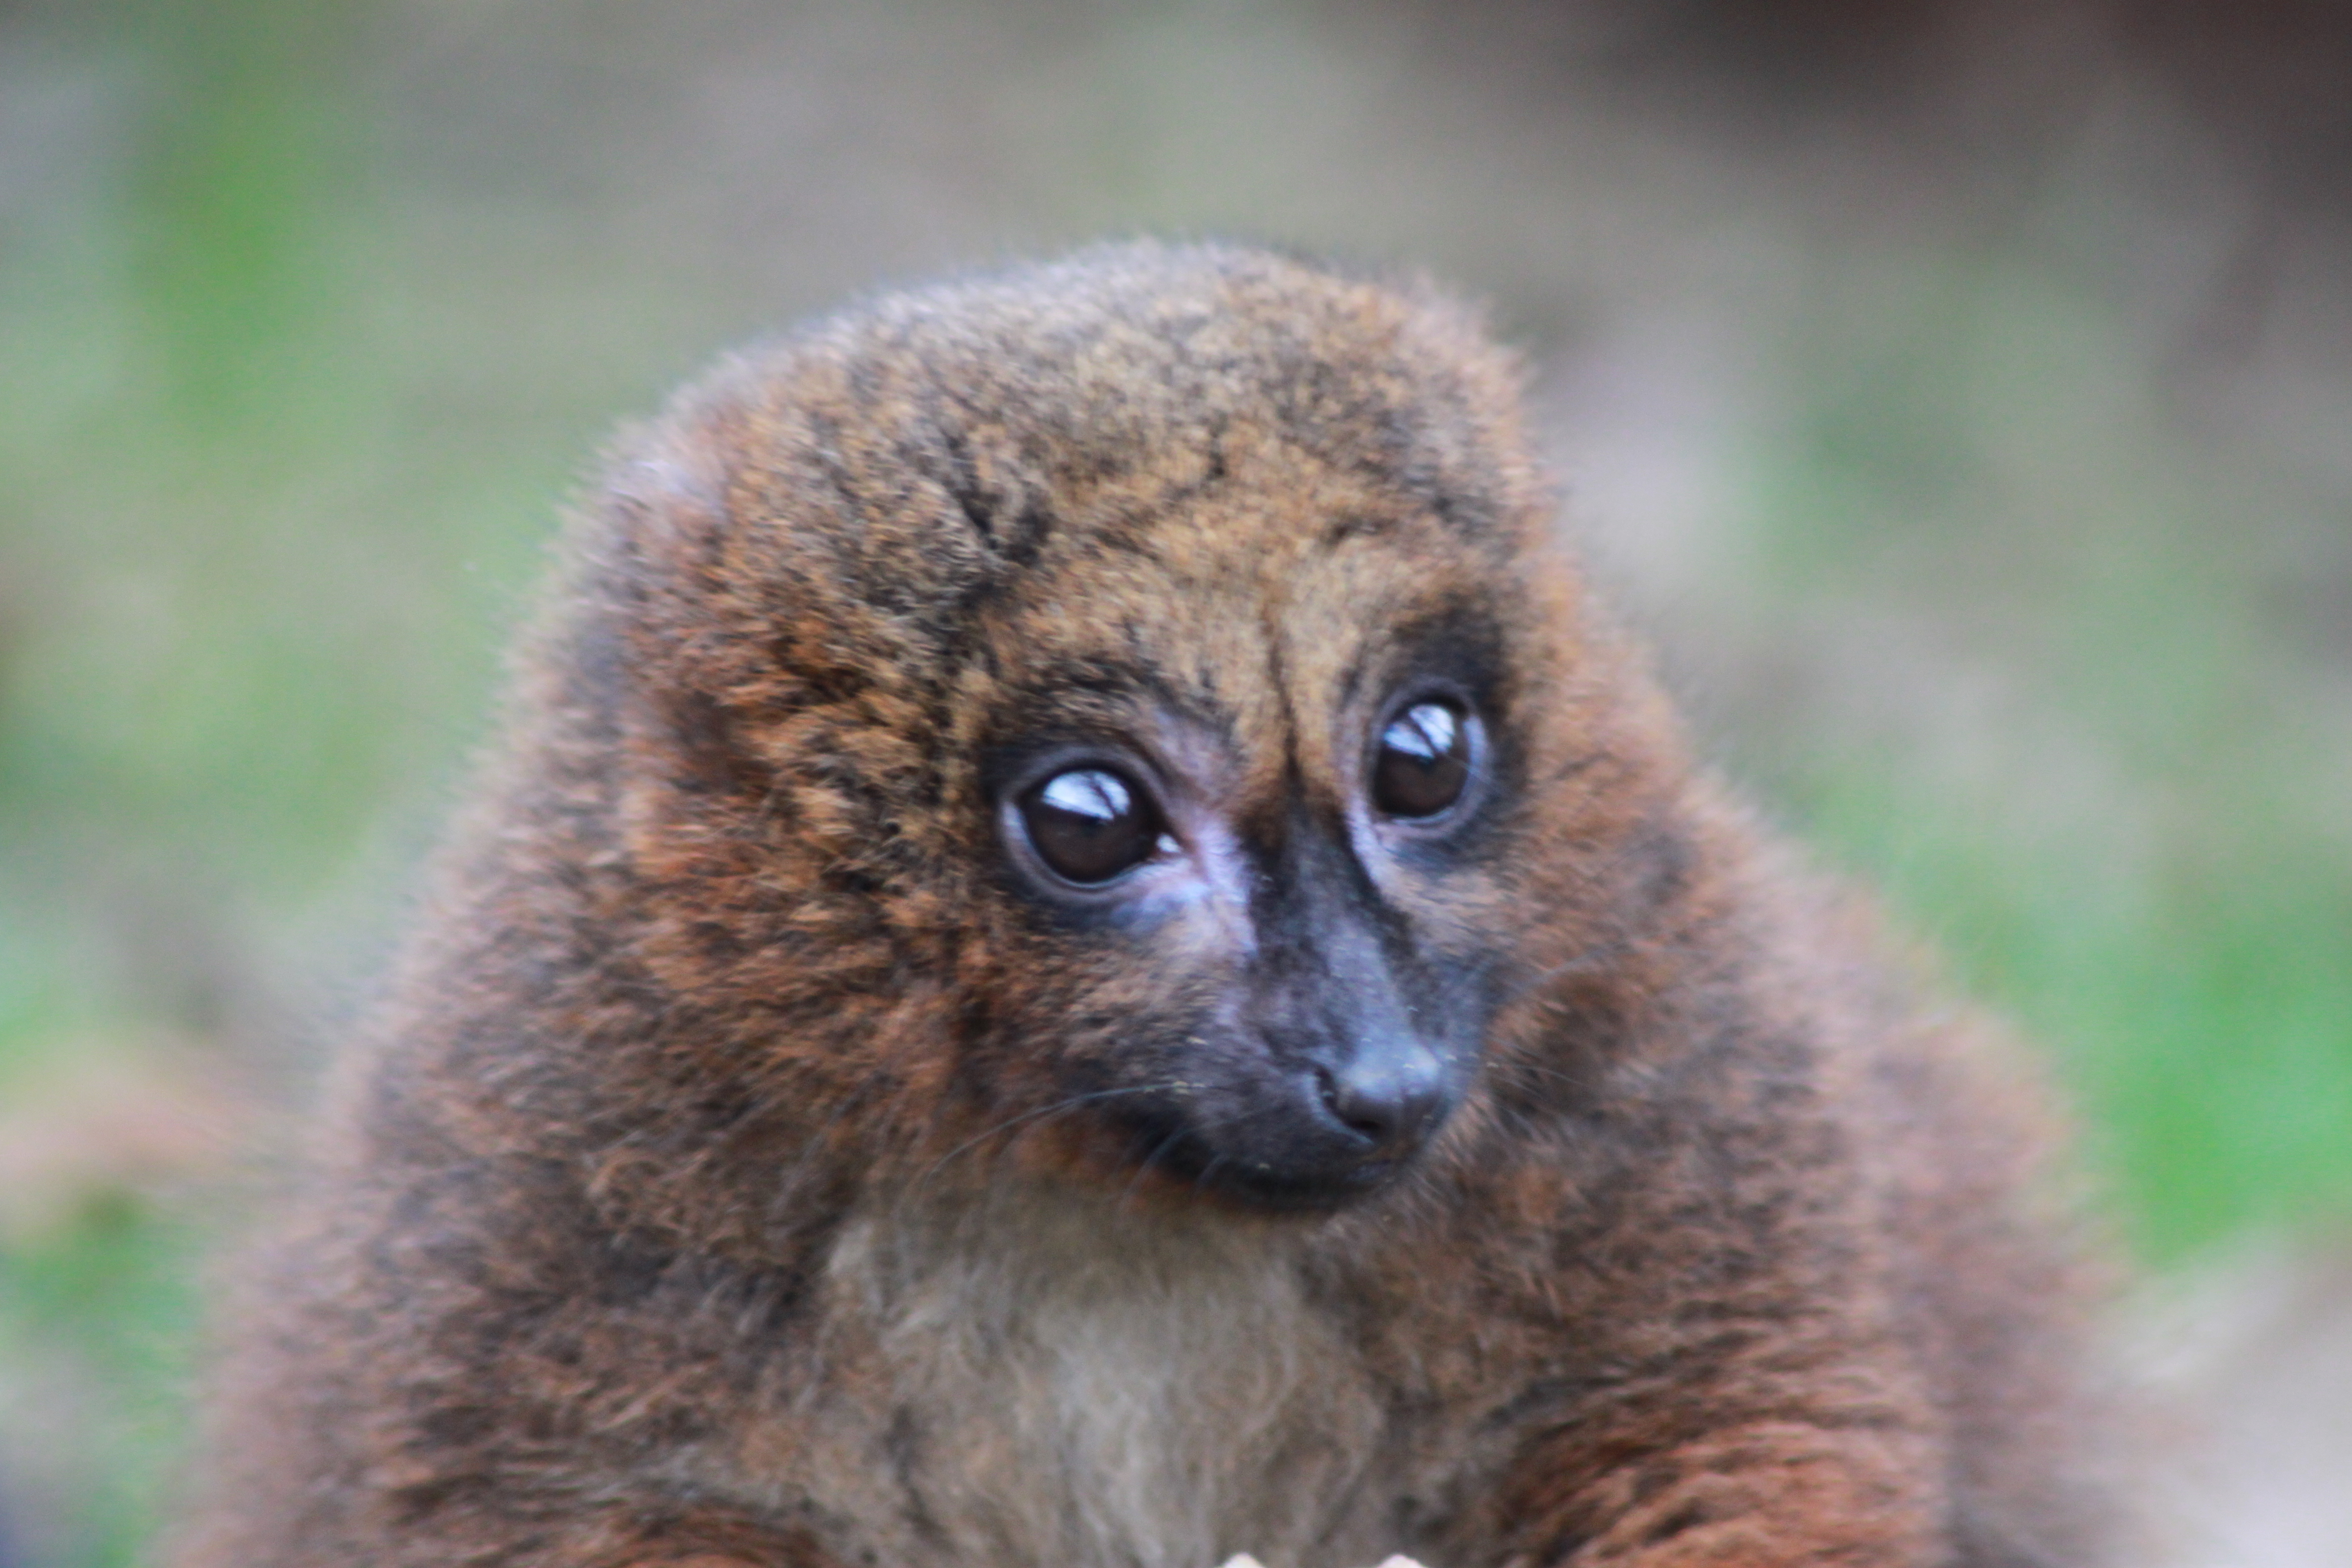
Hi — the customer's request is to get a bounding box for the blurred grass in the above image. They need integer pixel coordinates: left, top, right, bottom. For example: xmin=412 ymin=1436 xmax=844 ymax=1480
xmin=0 ymin=7 xmax=523 ymax=1560
xmin=1788 ymin=766 xmax=2352 ymax=1259
xmin=1 ymin=1 xmax=2348 ymax=1564
xmin=1704 ymin=251 xmax=2352 ymax=1262
xmin=0 ymin=1188 xmax=203 ymax=1568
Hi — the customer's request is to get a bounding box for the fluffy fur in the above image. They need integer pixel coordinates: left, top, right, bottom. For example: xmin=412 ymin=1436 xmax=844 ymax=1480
xmin=173 ymin=242 xmax=2119 ymax=1568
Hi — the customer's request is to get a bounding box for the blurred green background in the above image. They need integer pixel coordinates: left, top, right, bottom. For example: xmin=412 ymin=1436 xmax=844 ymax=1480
xmin=1 ymin=1 xmax=2348 ymax=1563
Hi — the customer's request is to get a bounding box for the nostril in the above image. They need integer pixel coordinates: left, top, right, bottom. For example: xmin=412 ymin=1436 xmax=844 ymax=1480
xmin=1319 ymin=1066 xmax=1393 ymax=1140
xmin=1317 ymin=1050 xmax=1443 ymax=1149
xmin=1313 ymin=1064 xmax=1381 ymax=1136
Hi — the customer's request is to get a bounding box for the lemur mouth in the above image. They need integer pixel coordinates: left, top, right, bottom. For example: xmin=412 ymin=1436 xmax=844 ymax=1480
xmin=1208 ymin=1156 xmax=1405 ymax=1213
xmin=1112 ymin=1099 xmax=1427 ymax=1214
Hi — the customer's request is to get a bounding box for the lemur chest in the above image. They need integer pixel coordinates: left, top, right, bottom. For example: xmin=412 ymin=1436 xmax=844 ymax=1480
xmin=800 ymin=1208 xmax=1400 ymax=1568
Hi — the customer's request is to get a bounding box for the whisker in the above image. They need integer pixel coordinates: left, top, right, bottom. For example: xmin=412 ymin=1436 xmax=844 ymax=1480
xmin=1493 ymin=1057 xmax=1600 ymax=1095
xmin=912 ymin=1081 xmax=1192 ymax=1189
xmin=1115 ymin=1123 xmax=1196 ymax=1215
xmin=1493 ymin=946 xmax=1612 ymax=1009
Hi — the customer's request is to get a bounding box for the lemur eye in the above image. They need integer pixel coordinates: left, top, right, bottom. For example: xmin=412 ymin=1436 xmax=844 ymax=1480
xmin=1372 ymin=699 xmax=1473 ymax=819
xmin=1019 ymin=768 xmax=1164 ymax=884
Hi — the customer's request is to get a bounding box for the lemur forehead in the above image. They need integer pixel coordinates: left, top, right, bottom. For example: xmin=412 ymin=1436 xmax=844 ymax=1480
xmin=969 ymin=489 xmax=1509 ymax=798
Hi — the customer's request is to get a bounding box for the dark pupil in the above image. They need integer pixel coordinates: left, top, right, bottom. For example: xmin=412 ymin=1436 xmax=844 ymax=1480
xmin=1021 ymin=768 xmax=1159 ymax=883
xmin=1372 ymin=701 xmax=1470 ymax=818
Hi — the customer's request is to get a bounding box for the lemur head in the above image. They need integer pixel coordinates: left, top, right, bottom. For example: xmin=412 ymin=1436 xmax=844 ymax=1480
xmin=580 ymin=243 xmax=1684 ymax=1219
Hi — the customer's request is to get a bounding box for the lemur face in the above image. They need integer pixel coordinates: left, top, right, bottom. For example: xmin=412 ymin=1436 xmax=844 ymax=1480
xmin=950 ymin=453 xmax=1540 ymax=1214
xmin=603 ymin=249 xmax=1640 ymax=1221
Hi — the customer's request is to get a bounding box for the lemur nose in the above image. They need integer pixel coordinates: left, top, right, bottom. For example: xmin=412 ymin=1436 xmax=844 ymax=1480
xmin=1315 ymin=1041 xmax=1446 ymax=1154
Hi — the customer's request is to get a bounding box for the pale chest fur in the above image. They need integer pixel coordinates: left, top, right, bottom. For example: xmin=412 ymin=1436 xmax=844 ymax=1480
xmin=793 ymin=1195 xmax=1406 ymax=1568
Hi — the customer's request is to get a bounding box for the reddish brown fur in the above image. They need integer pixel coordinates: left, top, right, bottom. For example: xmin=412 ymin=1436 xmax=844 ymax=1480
xmin=173 ymin=243 xmax=2119 ymax=1568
